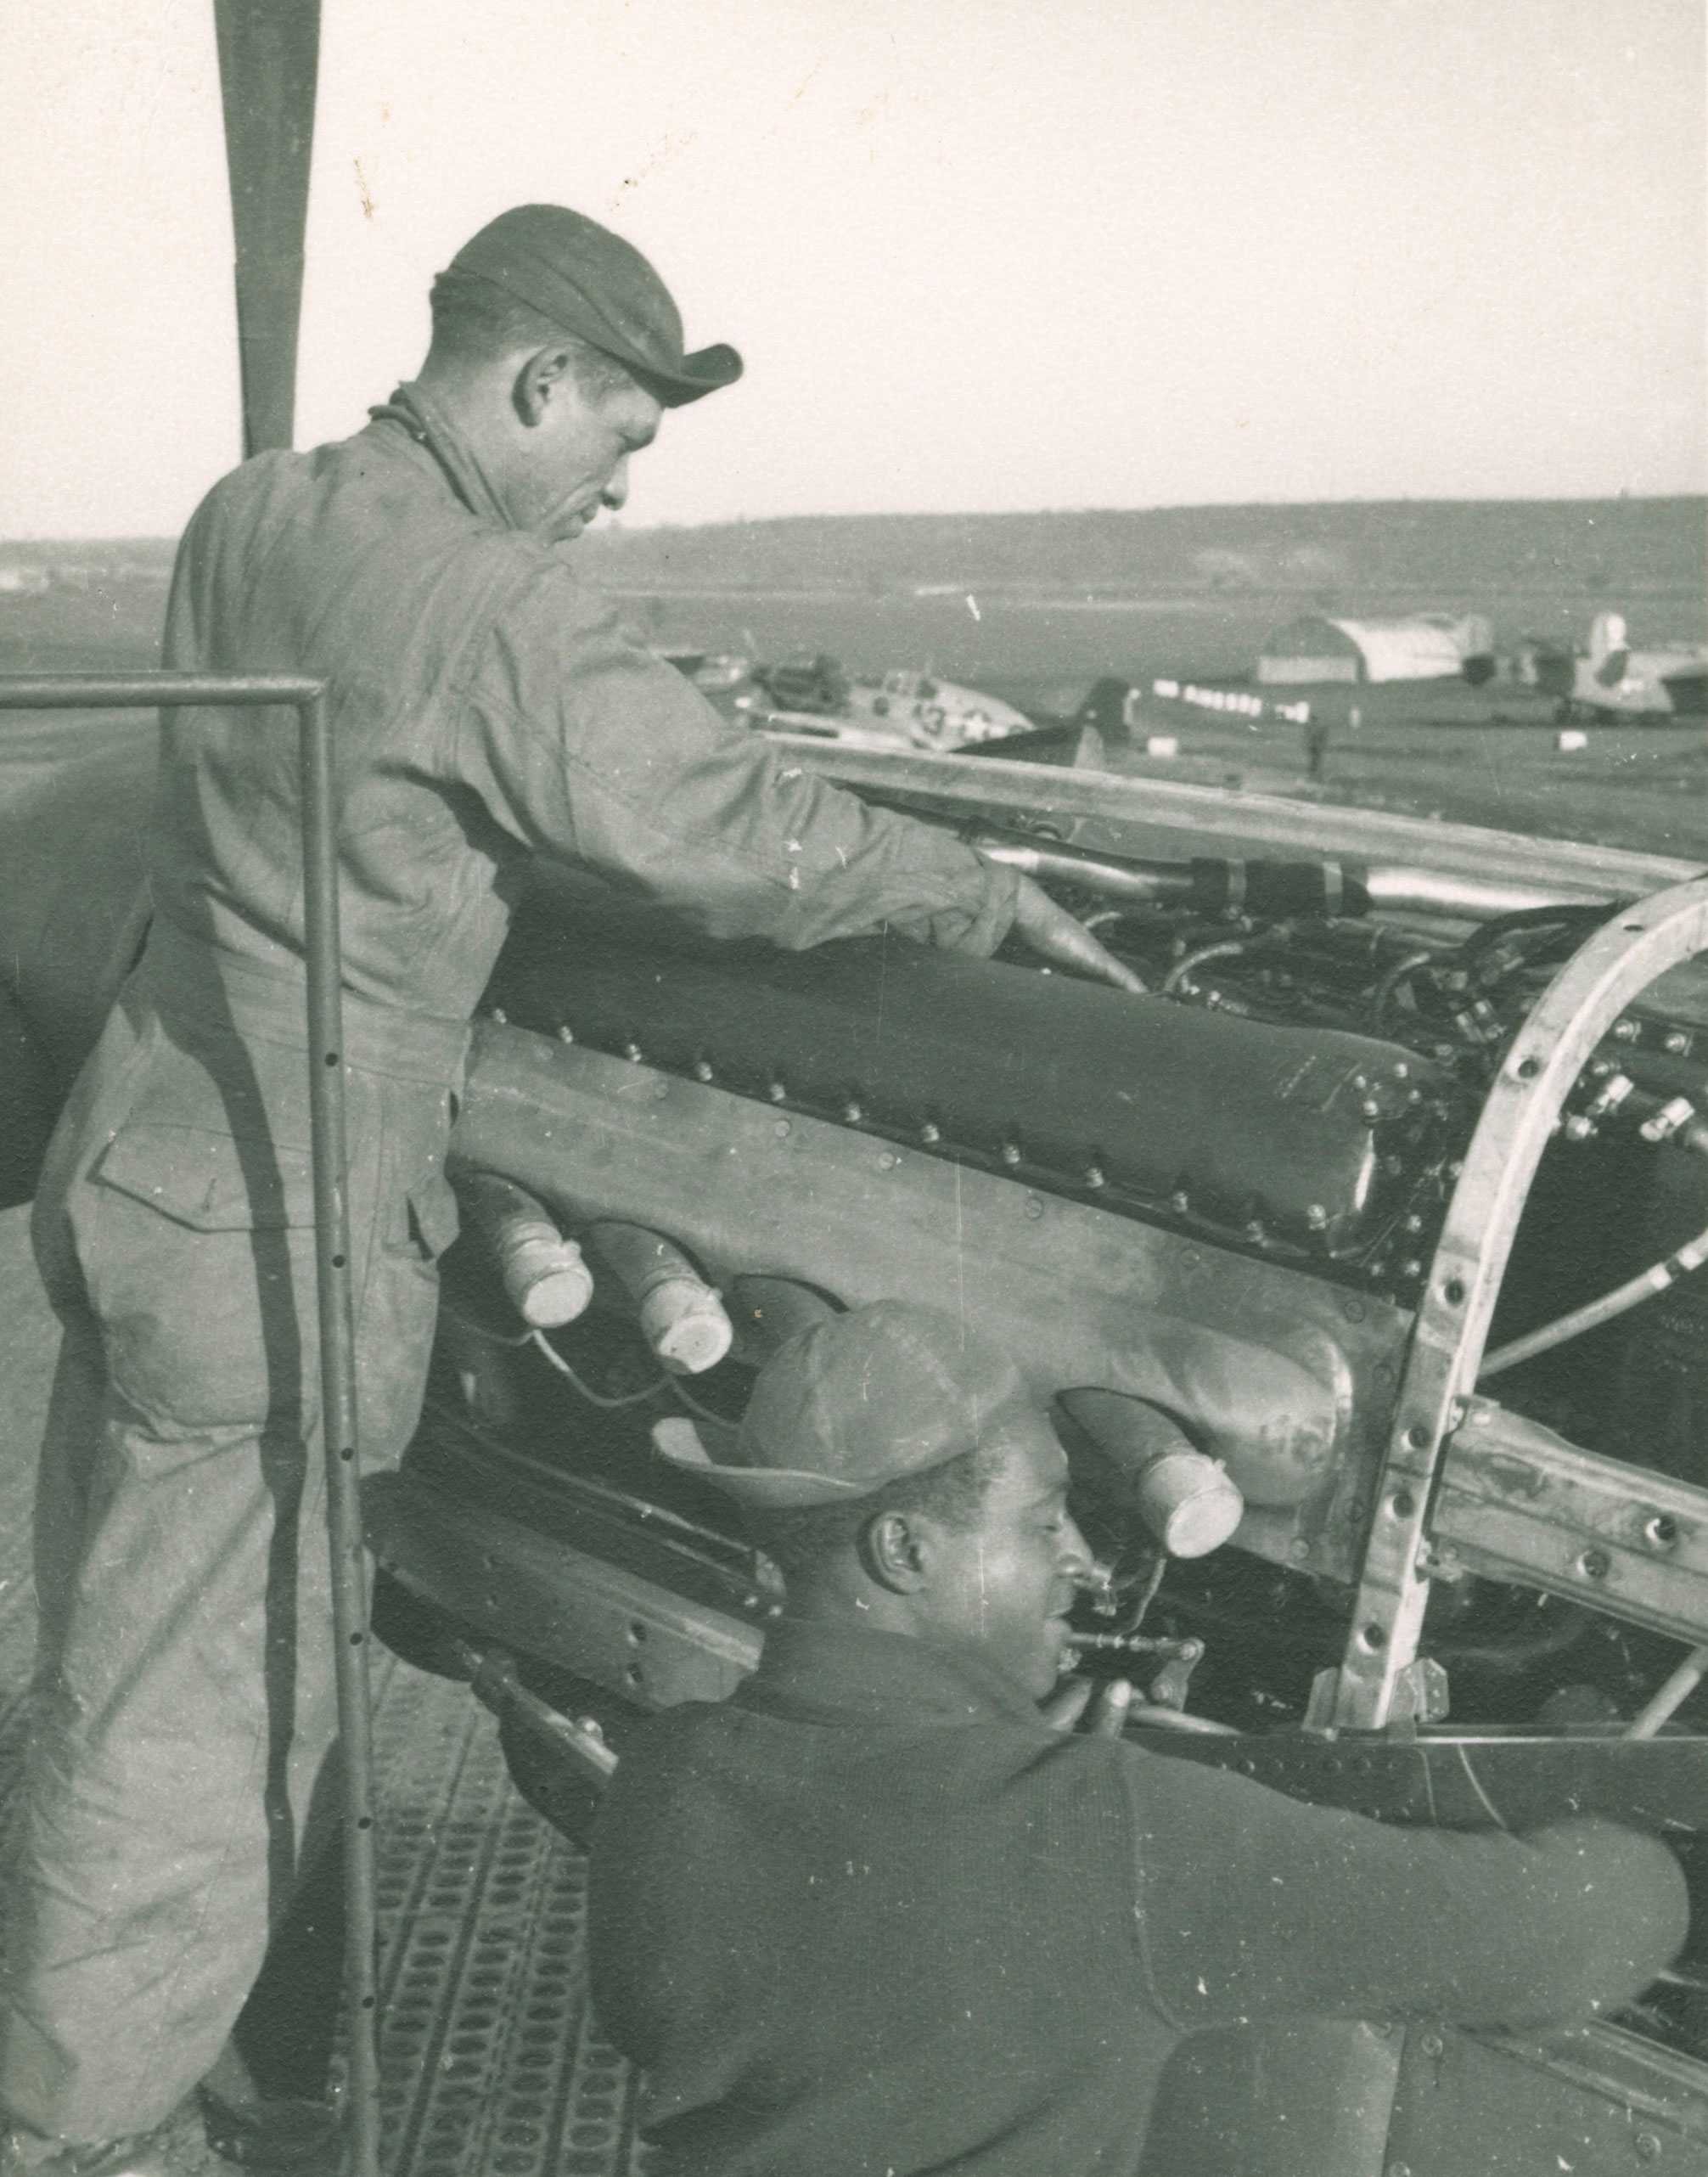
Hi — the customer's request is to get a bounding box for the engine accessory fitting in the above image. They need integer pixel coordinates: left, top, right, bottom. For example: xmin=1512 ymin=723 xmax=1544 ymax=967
xmin=1639 ymin=1096 xmax=1698 ymax=1144
xmin=1061 ymin=1390 xmax=1245 ymax=1557
xmin=1586 ymin=1072 xmax=1635 ymax=1119
xmin=589 ymin=1222 xmax=733 ymax=1375
xmin=457 ymin=1170 xmax=593 ymax=1330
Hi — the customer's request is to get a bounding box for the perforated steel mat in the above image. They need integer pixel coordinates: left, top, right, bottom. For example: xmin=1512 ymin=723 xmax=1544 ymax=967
xmin=368 ymin=1659 xmax=651 ymax=2177
xmin=0 ymin=1210 xmax=648 ymax=2177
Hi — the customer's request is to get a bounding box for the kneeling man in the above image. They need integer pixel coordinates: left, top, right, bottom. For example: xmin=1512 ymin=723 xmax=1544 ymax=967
xmin=590 ymin=1301 xmax=1688 ymax=2176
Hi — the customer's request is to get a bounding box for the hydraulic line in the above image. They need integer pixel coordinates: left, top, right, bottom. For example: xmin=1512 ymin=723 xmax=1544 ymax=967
xmin=1627 ymin=1647 xmax=1708 ymax=1740
xmin=1371 ymin=948 xmax=1437 ymax=1030
xmin=1478 ymin=1217 xmax=1708 ymax=1380
xmin=1362 ymin=866 xmax=1615 ymax=920
xmin=964 ymin=829 xmax=1612 ymax=924
xmin=965 ymin=834 xmax=1190 ymax=905
xmin=1161 ymin=938 xmax=1255 ymax=997
xmin=1458 ymin=901 xmax=1619 ymax=961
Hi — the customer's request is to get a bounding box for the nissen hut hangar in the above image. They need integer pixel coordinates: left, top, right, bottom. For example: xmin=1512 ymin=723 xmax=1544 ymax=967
xmin=1256 ymin=614 xmax=1469 ymax=685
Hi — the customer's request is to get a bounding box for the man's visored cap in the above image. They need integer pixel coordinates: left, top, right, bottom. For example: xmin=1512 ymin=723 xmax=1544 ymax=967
xmin=448 ymin=203 xmax=743 ymax=408
xmin=654 ymin=1299 xmax=1059 ymax=1508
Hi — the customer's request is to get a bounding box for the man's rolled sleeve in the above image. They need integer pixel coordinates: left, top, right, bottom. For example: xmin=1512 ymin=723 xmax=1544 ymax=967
xmin=450 ymin=565 xmax=1017 ymax=956
xmin=1122 ymin=1747 xmax=1688 ymax=2034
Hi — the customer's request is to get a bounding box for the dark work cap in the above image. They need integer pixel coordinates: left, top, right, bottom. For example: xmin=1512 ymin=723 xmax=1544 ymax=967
xmin=447 ymin=203 xmax=743 ymax=407
xmin=653 ymin=1300 xmax=1060 ymax=1508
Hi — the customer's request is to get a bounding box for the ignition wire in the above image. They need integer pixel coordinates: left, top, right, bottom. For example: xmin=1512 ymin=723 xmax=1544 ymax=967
xmin=528 ymin=1328 xmax=670 ymax=1409
xmin=670 ymin=1373 xmax=747 ymax=1432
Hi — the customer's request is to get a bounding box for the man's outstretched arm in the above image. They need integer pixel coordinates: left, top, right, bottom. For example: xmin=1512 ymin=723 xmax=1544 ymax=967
xmin=455 ymin=570 xmax=1142 ymax=987
xmin=1124 ymin=1746 xmax=1688 ymax=2035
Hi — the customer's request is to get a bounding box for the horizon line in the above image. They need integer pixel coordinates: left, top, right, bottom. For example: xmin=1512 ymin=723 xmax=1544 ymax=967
xmin=8 ymin=487 xmax=1707 ymax=550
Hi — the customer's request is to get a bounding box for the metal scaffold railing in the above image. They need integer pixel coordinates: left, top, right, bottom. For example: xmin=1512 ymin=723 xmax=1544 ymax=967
xmin=0 ymin=671 xmax=382 ymax=2177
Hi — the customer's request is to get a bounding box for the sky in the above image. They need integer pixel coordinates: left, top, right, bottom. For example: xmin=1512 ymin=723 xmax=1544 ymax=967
xmin=3 ymin=0 xmax=1704 ymax=538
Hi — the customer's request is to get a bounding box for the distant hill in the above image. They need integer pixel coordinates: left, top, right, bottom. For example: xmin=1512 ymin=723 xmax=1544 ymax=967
xmin=574 ymin=498 xmax=1706 ymax=612
xmin=0 ymin=537 xmax=176 ymax=573
xmin=8 ymin=496 xmax=1703 ymax=624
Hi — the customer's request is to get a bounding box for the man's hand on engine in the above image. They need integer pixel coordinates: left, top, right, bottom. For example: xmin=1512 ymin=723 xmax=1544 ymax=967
xmin=1009 ymin=875 xmax=1149 ymax=994
xmin=1041 ymin=1675 xmax=1135 ymax=1737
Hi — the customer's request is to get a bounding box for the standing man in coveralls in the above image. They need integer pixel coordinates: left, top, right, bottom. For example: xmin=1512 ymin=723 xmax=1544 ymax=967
xmin=0 ymin=205 xmax=1141 ymax=2177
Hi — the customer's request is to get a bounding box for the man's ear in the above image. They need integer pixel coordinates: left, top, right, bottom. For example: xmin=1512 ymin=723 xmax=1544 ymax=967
xmin=862 ymin=1510 xmax=929 ymax=1594
xmin=513 ymin=345 xmax=573 ymax=426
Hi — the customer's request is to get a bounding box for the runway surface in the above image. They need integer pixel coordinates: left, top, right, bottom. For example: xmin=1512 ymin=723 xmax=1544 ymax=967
xmin=0 ymin=1204 xmax=652 ymax=2175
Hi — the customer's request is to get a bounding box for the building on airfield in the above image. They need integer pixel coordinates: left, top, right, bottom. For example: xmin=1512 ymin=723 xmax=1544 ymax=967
xmin=1256 ymin=613 xmax=1470 ymax=685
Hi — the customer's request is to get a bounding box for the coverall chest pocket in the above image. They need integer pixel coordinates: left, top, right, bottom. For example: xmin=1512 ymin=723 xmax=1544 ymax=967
xmin=83 ymin=1120 xmax=325 ymax=1433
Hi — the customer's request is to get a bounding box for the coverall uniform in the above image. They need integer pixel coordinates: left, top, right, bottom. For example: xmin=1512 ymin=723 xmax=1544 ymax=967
xmin=590 ymin=1616 xmax=1688 ymax=2177
xmin=0 ymin=381 xmax=1020 ymax=2146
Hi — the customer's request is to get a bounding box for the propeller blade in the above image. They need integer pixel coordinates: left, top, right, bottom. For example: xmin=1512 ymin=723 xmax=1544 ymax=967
xmin=213 ymin=0 xmax=321 ymax=456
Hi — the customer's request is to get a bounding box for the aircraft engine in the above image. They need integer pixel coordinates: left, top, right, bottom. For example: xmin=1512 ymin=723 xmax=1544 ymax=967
xmin=3 ymin=729 xmax=1704 ymax=2168
xmin=373 ymin=831 xmax=1700 ymax=1649
xmin=358 ymin=808 xmax=1708 ymax=2174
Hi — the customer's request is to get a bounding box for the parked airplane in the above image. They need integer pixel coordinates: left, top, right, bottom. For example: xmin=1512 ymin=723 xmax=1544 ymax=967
xmin=1526 ymin=611 xmax=1708 ymax=722
xmin=664 ymin=650 xmax=1037 ymax=751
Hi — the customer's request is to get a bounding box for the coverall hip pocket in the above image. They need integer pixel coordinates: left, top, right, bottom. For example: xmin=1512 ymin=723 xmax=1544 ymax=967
xmin=81 ymin=1120 xmax=323 ymax=1432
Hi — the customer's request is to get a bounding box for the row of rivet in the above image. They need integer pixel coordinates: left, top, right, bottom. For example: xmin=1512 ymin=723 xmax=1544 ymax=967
xmin=549 ymin=1021 xmax=1460 ymax=1272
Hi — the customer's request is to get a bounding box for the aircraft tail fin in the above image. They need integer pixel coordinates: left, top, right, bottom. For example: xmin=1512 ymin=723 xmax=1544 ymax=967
xmin=1589 ymin=611 xmax=1630 ymax=688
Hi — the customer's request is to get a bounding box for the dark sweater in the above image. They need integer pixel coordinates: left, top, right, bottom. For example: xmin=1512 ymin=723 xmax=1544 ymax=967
xmin=588 ymin=1618 xmax=1687 ymax=2177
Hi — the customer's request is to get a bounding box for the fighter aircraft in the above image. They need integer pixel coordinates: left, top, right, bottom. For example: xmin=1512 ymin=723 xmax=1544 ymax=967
xmin=660 ymin=649 xmax=1037 ymax=752
xmin=728 ymin=655 xmax=1036 ymax=750
xmin=1528 ymin=610 xmax=1708 ymax=722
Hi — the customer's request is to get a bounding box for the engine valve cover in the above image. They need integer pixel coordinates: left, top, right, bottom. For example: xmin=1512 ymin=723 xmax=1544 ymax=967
xmin=487 ymin=900 xmax=1459 ymax=1269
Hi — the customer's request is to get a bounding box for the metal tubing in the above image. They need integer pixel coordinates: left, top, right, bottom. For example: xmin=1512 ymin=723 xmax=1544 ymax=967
xmin=969 ymin=830 xmax=1610 ymax=925
xmin=0 ymin=672 xmax=323 ymax=708
xmin=1627 ymin=1647 xmax=1708 ymax=1740
xmin=1362 ymin=863 xmax=1620 ymax=920
xmin=1479 ymin=1215 xmax=1708 ymax=1380
xmin=297 ymin=688 xmax=382 ymax=2177
xmin=965 ymin=833 xmax=1189 ymax=903
xmin=0 ymin=672 xmax=379 ymax=2177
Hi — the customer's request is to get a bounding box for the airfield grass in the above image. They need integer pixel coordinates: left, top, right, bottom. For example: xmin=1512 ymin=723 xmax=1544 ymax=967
xmin=3 ymin=555 xmax=1707 ymax=863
